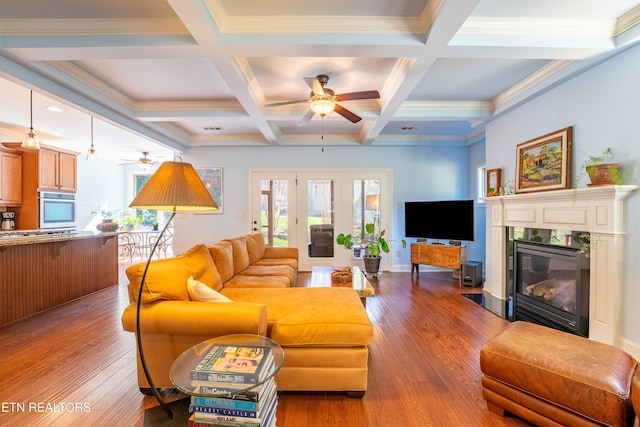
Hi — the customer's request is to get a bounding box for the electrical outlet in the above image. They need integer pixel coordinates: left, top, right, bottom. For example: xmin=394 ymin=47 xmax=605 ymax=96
xmin=396 ymin=250 xmax=401 ymax=257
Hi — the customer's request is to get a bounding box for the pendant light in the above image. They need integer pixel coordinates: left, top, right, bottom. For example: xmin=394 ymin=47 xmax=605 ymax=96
xmin=21 ymin=90 xmax=40 ymax=150
xmin=86 ymin=116 xmax=96 ymax=161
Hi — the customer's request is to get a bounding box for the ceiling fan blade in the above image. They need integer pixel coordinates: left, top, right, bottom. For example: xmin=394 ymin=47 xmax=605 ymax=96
xmin=303 ymin=77 xmax=325 ymax=96
xmin=334 ymin=104 xmax=362 ymax=123
xmin=265 ymin=99 xmax=308 ymax=108
xmin=297 ymin=109 xmax=315 ymax=126
xmin=335 ymin=90 xmax=380 ymax=102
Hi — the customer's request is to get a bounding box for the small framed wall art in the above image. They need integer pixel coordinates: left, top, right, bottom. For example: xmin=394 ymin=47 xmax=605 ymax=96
xmin=515 ymin=126 xmax=572 ymax=194
xmin=194 ymin=167 xmax=223 ymax=214
xmin=486 ymin=168 xmax=501 ymax=197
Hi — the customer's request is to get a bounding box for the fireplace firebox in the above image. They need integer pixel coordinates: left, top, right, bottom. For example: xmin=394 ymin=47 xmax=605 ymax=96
xmin=514 ymin=240 xmax=589 ymax=337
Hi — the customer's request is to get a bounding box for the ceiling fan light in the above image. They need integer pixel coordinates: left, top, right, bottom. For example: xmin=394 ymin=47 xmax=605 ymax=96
xmin=310 ymin=94 xmax=335 ymax=117
xmin=139 ymin=159 xmax=152 ymax=170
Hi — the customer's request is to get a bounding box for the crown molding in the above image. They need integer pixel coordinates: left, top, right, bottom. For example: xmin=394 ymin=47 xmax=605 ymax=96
xmin=616 ymin=4 xmax=640 ymax=36
xmin=493 ymin=59 xmax=574 ymax=108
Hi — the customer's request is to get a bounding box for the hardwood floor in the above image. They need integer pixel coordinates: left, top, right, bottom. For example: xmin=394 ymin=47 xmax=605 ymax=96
xmin=0 ymin=263 xmax=534 ymax=427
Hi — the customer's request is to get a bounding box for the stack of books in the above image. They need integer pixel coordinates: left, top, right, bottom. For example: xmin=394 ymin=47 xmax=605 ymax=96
xmin=187 ymin=344 xmax=278 ymax=427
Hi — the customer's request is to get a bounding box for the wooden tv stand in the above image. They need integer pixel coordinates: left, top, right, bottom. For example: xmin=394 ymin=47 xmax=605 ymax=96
xmin=411 ymin=243 xmax=466 ymax=285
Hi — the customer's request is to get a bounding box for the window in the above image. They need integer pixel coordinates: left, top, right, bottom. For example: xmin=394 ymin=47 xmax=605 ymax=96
xmin=477 ymin=164 xmax=486 ymax=204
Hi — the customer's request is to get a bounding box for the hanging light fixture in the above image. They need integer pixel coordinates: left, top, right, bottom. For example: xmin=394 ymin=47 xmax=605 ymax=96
xmin=22 ymin=90 xmax=40 ymax=150
xmin=86 ymin=116 xmax=96 ymax=161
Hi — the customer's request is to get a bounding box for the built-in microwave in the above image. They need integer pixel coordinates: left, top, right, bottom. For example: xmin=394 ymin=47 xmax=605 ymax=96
xmin=39 ymin=192 xmax=76 ymax=231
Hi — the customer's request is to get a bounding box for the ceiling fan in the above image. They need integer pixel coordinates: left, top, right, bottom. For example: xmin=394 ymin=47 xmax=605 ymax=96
xmin=119 ymin=152 xmax=157 ymax=170
xmin=265 ymin=74 xmax=380 ymax=124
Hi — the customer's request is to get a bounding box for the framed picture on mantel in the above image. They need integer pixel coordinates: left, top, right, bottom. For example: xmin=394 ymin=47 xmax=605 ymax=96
xmin=515 ymin=126 xmax=572 ymax=194
xmin=486 ymin=168 xmax=501 ymax=197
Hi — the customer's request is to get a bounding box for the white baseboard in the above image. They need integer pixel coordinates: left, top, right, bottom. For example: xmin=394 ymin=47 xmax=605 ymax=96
xmin=619 ymin=337 xmax=640 ymax=360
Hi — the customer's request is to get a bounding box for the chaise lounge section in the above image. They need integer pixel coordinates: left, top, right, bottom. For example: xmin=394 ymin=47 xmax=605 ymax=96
xmin=121 ymin=233 xmax=373 ymax=397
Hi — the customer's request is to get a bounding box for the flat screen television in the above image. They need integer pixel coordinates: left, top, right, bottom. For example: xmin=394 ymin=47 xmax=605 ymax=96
xmin=404 ymin=200 xmax=474 ymax=242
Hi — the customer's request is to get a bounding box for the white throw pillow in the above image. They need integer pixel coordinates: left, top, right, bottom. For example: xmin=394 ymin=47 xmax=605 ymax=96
xmin=187 ymin=276 xmax=232 ymax=302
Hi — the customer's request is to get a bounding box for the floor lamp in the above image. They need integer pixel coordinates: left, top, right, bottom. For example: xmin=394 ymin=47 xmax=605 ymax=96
xmin=129 ymin=159 xmax=218 ymax=420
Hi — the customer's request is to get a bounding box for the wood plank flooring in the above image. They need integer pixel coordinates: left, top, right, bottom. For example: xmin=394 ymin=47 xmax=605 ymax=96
xmin=0 ymin=264 xmax=535 ymax=427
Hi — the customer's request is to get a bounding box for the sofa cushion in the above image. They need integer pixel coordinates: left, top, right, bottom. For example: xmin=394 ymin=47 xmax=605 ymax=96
xmin=225 ymin=237 xmax=251 ymax=274
xmin=253 ymin=258 xmax=298 ymax=269
xmin=127 ymin=244 xmax=218 ymax=303
xmin=187 ymin=276 xmax=232 ymax=302
xmin=224 ymin=275 xmax=290 ymax=288
xmin=238 ymin=264 xmax=295 ymax=284
xmin=245 ymin=233 xmax=266 ymax=264
xmin=220 ymin=287 xmax=373 ymax=347
xmin=208 ymin=241 xmax=235 ymax=283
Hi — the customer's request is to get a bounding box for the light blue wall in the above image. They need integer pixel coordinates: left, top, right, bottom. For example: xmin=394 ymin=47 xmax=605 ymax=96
xmin=76 ymin=158 xmax=125 ymax=232
xmin=468 ymin=139 xmax=487 ymax=268
xmin=173 ymin=145 xmax=481 ymax=269
xmin=486 ymin=42 xmax=640 ymax=342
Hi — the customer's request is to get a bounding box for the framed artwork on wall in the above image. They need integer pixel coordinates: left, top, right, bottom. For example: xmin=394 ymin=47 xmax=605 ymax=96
xmin=486 ymin=168 xmax=501 ymax=197
xmin=515 ymin=127 xmax=572 ymax=194
xmin=194 ymin=167 xmax=223 ymax=214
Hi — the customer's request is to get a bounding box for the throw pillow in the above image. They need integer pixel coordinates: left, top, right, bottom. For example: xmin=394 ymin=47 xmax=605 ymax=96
xmin=187 ymin=276 xmax=232 ymax=302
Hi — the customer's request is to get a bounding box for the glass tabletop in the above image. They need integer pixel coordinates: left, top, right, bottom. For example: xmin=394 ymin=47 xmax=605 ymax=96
xmin=170 ymin=334 xmax=284 ymax=398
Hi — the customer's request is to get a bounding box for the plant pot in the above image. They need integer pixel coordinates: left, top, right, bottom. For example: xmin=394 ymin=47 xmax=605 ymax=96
xmin=363 ymin=256 xmax=381 ymax=278
xmin=586 ymin=163 xmax=621 ymax=186
xmin=96 ymin=219 xmax=119 ymax=232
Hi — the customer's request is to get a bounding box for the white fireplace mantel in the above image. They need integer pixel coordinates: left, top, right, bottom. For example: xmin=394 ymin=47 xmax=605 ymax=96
xmin=484 ymin=185 xmax=638 ymax=346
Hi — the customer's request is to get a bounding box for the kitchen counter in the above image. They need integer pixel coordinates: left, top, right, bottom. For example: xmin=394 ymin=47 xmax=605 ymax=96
xmin=0 ymin=231 xmax=118 ymax=327
xmin=0 ymin=230 xmax=116 ymax=247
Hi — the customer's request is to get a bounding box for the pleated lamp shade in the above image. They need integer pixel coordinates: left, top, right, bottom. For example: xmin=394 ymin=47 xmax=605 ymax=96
xmin=129 ymin=160 xmax=218 ymax=212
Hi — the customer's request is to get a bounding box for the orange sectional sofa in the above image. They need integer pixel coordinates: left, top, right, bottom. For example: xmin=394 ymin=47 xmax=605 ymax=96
xmin=121 ymin=233 xmax=373 ymax=397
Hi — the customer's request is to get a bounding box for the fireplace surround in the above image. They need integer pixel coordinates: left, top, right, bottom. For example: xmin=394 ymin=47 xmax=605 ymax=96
xmin=485 ymin=185 xmax=637 ymax=345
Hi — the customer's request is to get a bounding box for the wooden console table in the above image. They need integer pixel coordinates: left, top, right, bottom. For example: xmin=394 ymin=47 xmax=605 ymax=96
xmin=411 ymin=243 xmax=466 ymax=285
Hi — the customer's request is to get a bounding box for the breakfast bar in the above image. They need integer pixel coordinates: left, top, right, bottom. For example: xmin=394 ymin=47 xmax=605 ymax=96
xmin=0 ymin=231 xmax=118 ymax=327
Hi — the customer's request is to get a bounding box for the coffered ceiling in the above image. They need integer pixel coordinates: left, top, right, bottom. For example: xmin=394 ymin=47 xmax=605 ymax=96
xmin=0 ymin=0 xmax=638 ymax=162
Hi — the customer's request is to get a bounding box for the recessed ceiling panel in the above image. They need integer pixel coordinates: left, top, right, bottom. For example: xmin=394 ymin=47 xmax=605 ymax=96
xmin=381 ymin=121 xmax=475 ymax=136
xmin=0 ymin=0 xmax=178 ymax=19
xmin=218 ymin=0 xmax=428 ymax=17
xmin=171 ymin=117 xmax=261 ymax=136
xmin=249 ymin=57 xmax=395 ymax=103
xmin=470 ymin=0 xmax=639 ymax=19
xmin=74 ymin=58 xmax=235 ymax=101
xmin=409 ymin=58 xmax=551 ymax=101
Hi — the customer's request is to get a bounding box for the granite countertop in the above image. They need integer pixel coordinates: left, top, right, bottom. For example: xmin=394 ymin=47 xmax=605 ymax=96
xmin=0 ymin=230 xmax=118 ymax=247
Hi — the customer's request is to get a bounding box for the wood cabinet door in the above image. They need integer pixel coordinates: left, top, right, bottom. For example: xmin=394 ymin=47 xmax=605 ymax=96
xmin=58 ymin=152 xmax=77 ymax=192
xmin=0 ymin=152 xmax=22 ymax=205
xmin=38 ymin=148 xmax=59 ymax=190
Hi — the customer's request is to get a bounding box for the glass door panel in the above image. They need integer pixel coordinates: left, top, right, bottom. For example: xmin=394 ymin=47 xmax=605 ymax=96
xmin=307 ymin=179 xmax=335 ymax=258
xmin=250 ymin=172 xmax=296 ymax=248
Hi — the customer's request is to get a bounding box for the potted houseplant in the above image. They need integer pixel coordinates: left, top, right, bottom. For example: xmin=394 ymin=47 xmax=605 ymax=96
xmin=577 ymin=147 xmax=622 ymax=187
xmin=91 ymin=206 xmax=121 ymax=232
xmin=336 ymin=223 xmax=406 ymax=277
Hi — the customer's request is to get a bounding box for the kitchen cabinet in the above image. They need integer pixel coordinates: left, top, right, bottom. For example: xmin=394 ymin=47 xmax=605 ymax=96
xmin=0 ymin=147 xmax=22 ymax=206
xmin=39 ymin=147 xmax=77 ymax=192
xmin=2 ymin=142 xmax=78 ymax=230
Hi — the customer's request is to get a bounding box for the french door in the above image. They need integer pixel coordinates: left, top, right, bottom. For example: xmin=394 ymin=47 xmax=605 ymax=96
xmin=250 ymin=169 xmax=392 ymax=272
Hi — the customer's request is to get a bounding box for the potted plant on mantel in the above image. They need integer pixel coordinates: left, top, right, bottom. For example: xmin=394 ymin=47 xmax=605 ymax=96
xmin=578 ymin=147 xmax=622 ymax=187
xmin=336 ymin=223 xmax=406 ymax=277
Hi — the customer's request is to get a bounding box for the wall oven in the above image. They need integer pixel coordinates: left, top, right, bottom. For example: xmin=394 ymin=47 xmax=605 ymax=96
xmin=39 ymin=192 xmax=76 ymax=231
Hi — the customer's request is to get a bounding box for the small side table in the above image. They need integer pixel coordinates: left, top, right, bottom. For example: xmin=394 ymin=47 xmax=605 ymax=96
xmin=170 ymin=334 xmax=284 ymax=397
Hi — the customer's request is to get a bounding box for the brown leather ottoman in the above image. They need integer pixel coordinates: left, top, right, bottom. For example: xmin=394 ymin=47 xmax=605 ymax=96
xmin=480 ymin=321 xmax=637 ymax=426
